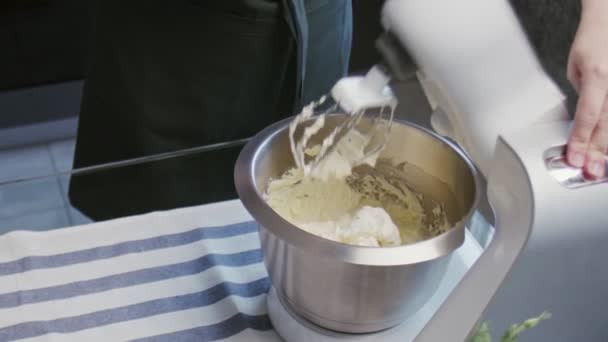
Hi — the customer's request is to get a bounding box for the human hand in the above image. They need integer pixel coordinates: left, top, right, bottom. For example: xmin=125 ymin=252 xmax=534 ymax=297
xmin=566 ymin=0 xmax=608 ymax=178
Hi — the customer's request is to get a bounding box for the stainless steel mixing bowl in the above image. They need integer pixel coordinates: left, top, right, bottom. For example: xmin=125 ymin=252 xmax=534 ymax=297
xmin=235 ymin=114 xmax=480 ymax=333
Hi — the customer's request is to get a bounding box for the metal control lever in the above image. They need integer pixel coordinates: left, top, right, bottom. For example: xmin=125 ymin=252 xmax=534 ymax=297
xmin=544 ymin=146 xmax=608 ymax=188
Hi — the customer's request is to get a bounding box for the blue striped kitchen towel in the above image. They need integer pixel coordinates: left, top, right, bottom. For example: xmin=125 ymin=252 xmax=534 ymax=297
xmin=0 ymin=200 xmax=282 ymax=342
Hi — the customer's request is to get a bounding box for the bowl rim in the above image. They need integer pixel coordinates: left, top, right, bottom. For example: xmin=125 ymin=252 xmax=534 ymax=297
xmin=234 ymin=115 xmax=482 ymax=266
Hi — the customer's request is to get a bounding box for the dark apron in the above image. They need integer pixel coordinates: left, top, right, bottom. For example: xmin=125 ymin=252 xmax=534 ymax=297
xmin=69 ymin=0 xmax=352 ymax=221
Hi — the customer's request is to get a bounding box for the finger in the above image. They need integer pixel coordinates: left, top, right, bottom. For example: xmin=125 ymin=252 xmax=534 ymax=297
xmin=585 ymin=102 xmax=608 ymax=178
xmin=568 ymin=78 xmax=607 ymax=167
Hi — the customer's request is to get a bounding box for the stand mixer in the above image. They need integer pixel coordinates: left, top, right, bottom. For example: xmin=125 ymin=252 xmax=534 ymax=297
xmin=374 ymin=1 xmax=607 ymax=340
xmin=236 ymin=0 xmax=608 ymax=340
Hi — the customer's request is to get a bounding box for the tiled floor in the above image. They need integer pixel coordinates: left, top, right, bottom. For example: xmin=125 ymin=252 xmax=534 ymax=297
xmin=0 ymin=138 xmax=93 ymax=235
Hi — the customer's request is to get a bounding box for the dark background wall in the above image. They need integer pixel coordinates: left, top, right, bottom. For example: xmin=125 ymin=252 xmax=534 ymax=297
xmin=349 ymin=0 xmax=384 ymax=73
xmin=0 ymin=0 xmax=91 ymax=91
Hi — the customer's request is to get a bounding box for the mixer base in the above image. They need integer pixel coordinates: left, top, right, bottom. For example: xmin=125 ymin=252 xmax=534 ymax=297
xmin=267 ymin=229 xmax=484 ymax=341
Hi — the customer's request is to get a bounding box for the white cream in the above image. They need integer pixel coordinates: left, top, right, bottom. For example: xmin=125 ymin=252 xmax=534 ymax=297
xmin=309 ymin=128 xmax=373 ymax=181
xmin=299 ymin=207 xmax=401 ymax=247
xmin=264 ymin=159 xmax=407 ymax=247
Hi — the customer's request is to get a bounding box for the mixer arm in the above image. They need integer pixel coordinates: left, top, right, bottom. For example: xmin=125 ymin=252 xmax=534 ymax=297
xmin=414 ymin=137 xmax=535 ymax=341
xmin=415 ymin=121 xmax=608 ymax=341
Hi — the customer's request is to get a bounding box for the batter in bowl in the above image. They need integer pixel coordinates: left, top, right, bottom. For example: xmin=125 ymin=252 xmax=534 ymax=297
xmin=265 ymin=109 xmax=449 ymax=247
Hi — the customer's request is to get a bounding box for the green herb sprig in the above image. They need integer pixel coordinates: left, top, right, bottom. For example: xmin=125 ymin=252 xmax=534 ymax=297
xmin=469 ymin=312 xmax=551 ymax=342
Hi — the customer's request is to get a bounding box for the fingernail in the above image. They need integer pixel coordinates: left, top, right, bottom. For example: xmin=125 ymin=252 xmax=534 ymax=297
xmin=569 ymin=151 xmax=585 ymax=167
xmin=588 ymin=161 xmax=604 ymax=178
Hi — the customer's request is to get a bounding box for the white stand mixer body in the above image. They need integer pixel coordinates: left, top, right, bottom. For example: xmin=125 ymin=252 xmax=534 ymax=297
xmin=378 ymin=0 xmax=608 ymax=341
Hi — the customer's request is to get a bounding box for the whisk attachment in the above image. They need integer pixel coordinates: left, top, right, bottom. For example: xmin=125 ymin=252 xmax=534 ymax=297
xmin=289 ymin=98 xmax=395 ymax=178
xmin=288 ymin=96 xmax=337 ymax=173
xmin=288 ymin=65 xmax=397 ymax=178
